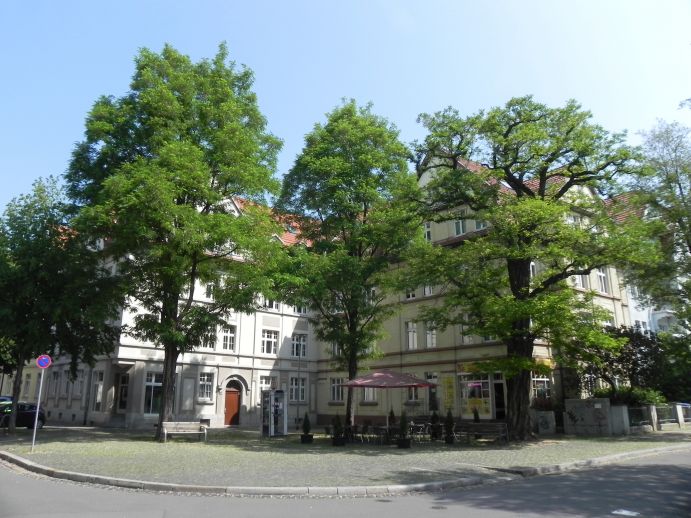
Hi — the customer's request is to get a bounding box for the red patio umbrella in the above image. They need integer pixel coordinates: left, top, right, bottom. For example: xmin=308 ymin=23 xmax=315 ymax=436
xmin=343 ymin=370 xmax=436 ymax=428
xmin=343 ymin=370 xmax=436 ymax=388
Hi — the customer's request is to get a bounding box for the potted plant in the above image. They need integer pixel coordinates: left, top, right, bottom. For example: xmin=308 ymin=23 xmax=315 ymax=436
xmin=444 ymin=409 xmax=455 ymax=444
xmin=300 ymin=412 xmax=313 ymax=444
xmin=397 ymin=410 xmax=411 ymax=448
xmin=429 ymin=411 xmax=442 ymax=441
xmin=332 ymin=414 xmax=346 ymax=446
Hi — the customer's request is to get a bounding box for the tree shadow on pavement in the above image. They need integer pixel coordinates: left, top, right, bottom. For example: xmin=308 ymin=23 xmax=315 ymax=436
xmin=429 ymin=462 xmax=691 ymax=518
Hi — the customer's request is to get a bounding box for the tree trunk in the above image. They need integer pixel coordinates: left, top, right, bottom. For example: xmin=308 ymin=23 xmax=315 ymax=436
xmin=155 ymin=343 xmax=179 ymax=441
xmin=154 ymin=291 xmax=181 ymax=442
xmin=504 ymin=258 xmax=536 ymax=441
xmin=506 ymin=367 xmax=532 ymax=440
xmin=345 ymin=350 xmax=358 ymax=426
xmin=7 ymin=357 xmax=25 ymax=434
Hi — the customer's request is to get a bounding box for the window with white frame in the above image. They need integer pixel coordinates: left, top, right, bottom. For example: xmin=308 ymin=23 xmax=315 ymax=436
xmin=117 ymin=373 xmax=129 ymax=411
xmin=423 ymin=222 xmax=432 ymax=242
xmin=144 ymin=372 xmax=163 ymax=414
xmin=566 ymin=213 xmax=583 ymax=227
xmin=23 ymin=373 xmax=31 ymax=397
xmin=92 ymin=371 xmax=104 ymax=411
xmin=407 ymin=385 xmax=419 ymax=401
xmin=222 ymin=325 xmax=236 ymax=351
xmin=51 ymin=371 xmax=60 ymax=396
xmin=405 ymin=289 xmax=416 ymax=300
xmin=261 ymin=329 xmax=279 ymax=354
xmin=289 ymin=377 xmax=306 ymax=402
xmin=362 ymin=387 xmax=376 ymax=402
xmin=294 ymin=305 xmax=308 ymax=315
xmin=460 ymin=373 xmax=490 ymax=404
xmin=263 ymin=298 xmax=280 ymax=311
xmin=365 ymin=287 xmax=377 ymax=306
xmin=454 ymin=218 xmax=466 ymax=236
xmin=459 ymin=314 xmax=473 ymax=344
xmin=530 ymin=262 xmax=537 ymax=279
xmin=330 ymin=378 xmax=344 ymax=402
xmin=291 ymin=333 xmax=307 ymax=357
xmin=62 ymin=370 xmax=70 ymax=396
xmin=629 ymin=284 xmax=640 ymax=299
xmin=531 ymin=375 xmax=551 ymax=399
xmin=425 ymin=323 xmax=437 ymax=348
xmin=596 ymin=267 xmax=609 ymax=294
xmin=634 ymin=320 xmax=649 ymax=333
xmin=205 ymin=283 xmax=214 ymax=300
xmin=422 ymin=285 xmax=433 ymax=297
xmin=573 ymin=274 xmax=589 ymax=289
xmin=405 ymin=321 xmax=418 ymax=350
xmin=75 ymin=369 xmax=84 ymax=396
xmin=200 ymin=327 xmax=217 ymax=349
xmin=259 ymin=375 xmax=276 ymax=391
xmin=475 ymin=219 xmax=488 ymax=230
xmin=331 ymin=343 xmax=343 ymax=358
xmin=198 ymin=372 xmax=214 ymax=401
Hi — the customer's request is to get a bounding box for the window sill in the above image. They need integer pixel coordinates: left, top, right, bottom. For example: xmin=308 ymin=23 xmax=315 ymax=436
xmin=197 ymin=399 xmax=214 ymax=405
xmin=328 ymin=401 xmax=345 ymax=406
xmin=404 ymin=401 xmax=421 ymax=407
xmin=359 ymin=401 xmax=378 ymax=406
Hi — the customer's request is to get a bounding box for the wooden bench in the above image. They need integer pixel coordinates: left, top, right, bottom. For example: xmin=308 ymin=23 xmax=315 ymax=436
xmin=456 ymin=421 xmax=509 ymax=443
xmin=161 ymin=421 xmax=208 ymax=443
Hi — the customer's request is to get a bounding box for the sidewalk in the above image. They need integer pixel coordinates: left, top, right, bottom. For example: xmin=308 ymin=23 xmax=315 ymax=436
xmin=1 ymin=426 xmax=690 ymax=496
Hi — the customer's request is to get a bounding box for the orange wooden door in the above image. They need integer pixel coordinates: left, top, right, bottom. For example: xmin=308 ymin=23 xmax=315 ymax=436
xmin=225 ymin=389 xmax=240 ymax=425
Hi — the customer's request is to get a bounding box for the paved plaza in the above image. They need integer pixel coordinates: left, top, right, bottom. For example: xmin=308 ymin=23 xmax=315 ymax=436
xmin=1 ymin=426 xmax=690 ymax=495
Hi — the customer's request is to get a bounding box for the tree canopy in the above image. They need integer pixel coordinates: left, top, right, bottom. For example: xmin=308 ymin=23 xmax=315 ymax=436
xmin=277 ymin=100 xmax=422 ymax=425
xmin=0 ymin=178 xmax=121 ymax=432
xmin=411 ymin=96 xmax=654 ymax=439
xmin=66 ymin=44 xmax=282 ymax=439
xmin=630 ymin=120 xmax=691 ymax=331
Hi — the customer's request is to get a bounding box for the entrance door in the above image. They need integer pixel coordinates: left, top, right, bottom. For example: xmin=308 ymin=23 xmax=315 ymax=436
xmin=493 ymin=382 xmax=506 ymax=420
xmin=225 ymin=388 xmax=240 ymax=426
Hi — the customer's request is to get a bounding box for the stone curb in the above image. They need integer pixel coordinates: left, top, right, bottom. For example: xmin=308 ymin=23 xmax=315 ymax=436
xmin=2 ymin=444 xmax=690 ymax=497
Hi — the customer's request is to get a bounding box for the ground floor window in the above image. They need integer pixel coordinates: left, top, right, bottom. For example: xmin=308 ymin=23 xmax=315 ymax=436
xmin=531 ymin=374 xmax=551 ymax=399
xmin=330 ymin=378 xmax=344 ymax=402
xmin=198 ymin=372 xmax=214 ymax=401
xmin=260 ymin=375 xmax=277 ymax=391
xmin=144 ymin=372 xmax=163 ymax=414
xmin=23 ymin=373 xmax=31 ymax=398
xmin=92 ymin=371 xmax=104 ymax=412
xmin=289 ymin=377 xmax=306 ymax=402
xmin=117 ymin=373 xmax=129 ymax=411
xmin=362 ymin=387 xmax=377 ymax=402
xmin=459 ymin=373 xmax=491 ymax=415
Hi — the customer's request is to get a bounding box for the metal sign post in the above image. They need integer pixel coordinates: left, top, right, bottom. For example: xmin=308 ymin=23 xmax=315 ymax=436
xmin=31 ymin=354 xmax=51 ymax=453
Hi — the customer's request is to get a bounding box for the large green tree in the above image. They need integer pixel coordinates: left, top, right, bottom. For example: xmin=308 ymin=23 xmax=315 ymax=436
xmin=632 ymin=120 xmax=691 ymax=330
xmin=0 ymin=178 xmax=121 ymax=433
xmin=411 ymin=96 xmax=653 ymax=440
xmin=66 ymin=44 xmax=281 ymax=440
xmin=277 ymin=101 xmax=422 ymax=425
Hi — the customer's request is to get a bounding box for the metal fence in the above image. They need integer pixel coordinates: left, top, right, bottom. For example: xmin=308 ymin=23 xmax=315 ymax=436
xmin=628 ymin=406 xmax=650 ymax=427
xmin=655 ymin=404 xmax=676 ymax=426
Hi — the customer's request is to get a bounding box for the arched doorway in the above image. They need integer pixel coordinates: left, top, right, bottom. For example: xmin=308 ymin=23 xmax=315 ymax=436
xmin=224 ymin=380 xmax=243 ymax=426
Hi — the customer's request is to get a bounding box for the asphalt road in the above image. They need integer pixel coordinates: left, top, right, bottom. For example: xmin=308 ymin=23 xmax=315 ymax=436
xmin=0 ymin=449 xmax=689 ymax=518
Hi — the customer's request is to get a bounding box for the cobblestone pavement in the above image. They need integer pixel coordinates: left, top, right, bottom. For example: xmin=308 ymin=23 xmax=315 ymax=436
xmin=1 ymin=426 xmax=690 ymax=489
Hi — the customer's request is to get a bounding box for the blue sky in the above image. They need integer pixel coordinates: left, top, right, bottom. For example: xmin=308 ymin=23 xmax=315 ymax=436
xmin=1 ymin=0 xmax=690 ymax=210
